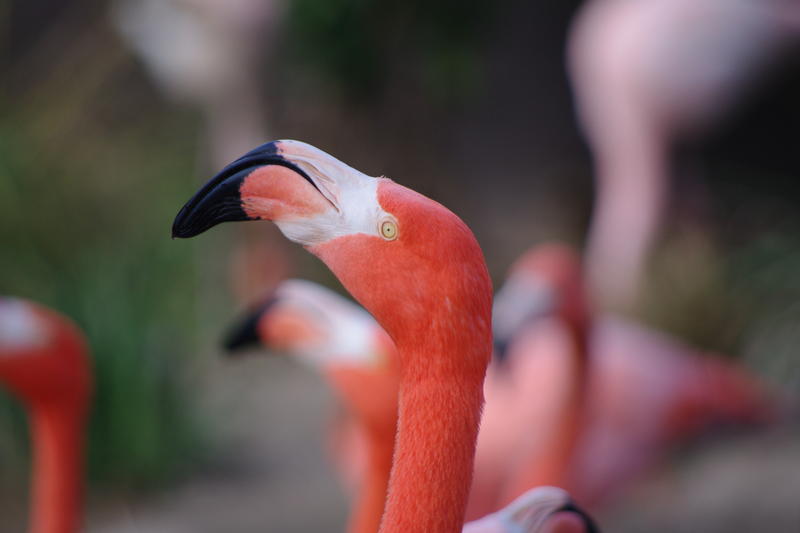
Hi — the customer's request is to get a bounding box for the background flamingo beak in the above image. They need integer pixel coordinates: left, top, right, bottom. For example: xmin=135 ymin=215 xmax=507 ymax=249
xmin=222 ymin=297 xmax=277 ymax=354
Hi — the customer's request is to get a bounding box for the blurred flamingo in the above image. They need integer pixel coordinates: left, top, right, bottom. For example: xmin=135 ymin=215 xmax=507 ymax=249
xmin=172 ymin=140 xmax=600 ymax=532
xmin=493 ymin=245 xmax=775 ymax=508
xmin=225 ymin=279 xmax=399 ymax=533
xmin=470 ymin=245 xmax=591 ymax=519
xmin=112 ymin=0 xmax=285 ymax=166
xmin=568 ymin=0 xmax=800 ymax=310
xmin=113 ymin=0 xmax=292 ymax=303
xmin=0 ymin=298 xmax=92 ymax=533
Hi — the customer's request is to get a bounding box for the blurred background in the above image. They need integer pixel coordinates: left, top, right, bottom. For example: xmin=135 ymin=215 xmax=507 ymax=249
xmin=0 ymin=0 xmax=799 ymax=531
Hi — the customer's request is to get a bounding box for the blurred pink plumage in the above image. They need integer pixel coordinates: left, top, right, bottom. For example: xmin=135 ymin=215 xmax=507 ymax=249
xmin=491 ymin=245 xmax=775 ymax=509
xmin=568 ymin=0 xmax=800 ymax=309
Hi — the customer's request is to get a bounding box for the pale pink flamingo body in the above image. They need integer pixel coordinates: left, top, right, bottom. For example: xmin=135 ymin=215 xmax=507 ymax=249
xmin=492 ymin=246 xmax=773 ymax=508
xmin=569 ymin=0 xmax=800 ymax=309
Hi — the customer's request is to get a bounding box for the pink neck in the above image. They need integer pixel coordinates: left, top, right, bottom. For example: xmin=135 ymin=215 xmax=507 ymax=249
xmin=588 ymin=130 xmax=668 ymax=310
xmin=546 ymin=317 xmax=590 ymax=485
xmin=380 ymin=345 xmax=486 ymax=533
xmin=501 ymin=291 xmax=591 ymax=502
xmin=506 ymin=343 xmax=587 ymax=499
xmin=28 ymin=405 xmax=85 ymax=533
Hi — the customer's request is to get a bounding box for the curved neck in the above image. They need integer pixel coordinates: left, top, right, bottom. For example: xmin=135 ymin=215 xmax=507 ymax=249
xmin=502 ymin=307 xmax=591 ymax=502
xmin=588 ymin=129 xmax=669 ymax=311
xmin=28 ymin=404 xmax=85 ymax=533
xmin=380 ymin=344 xmax=486 ymax=533
xmin=348 ymin=424 xmax=395 ymax=533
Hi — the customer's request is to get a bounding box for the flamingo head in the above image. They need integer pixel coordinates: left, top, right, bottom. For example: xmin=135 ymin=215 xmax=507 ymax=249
xmin=0 ymin=298 xmax=91 ymax=408
xmin=173 ymin=140 xmax=492 ymax=374
xmin=492 ymin=244 xmax=588 ymax=361
xmin=223 ymin=279 xmax=390 ymax=371
xmin=223 ymin=278 xmax=400 ymax=430
xmin=462 ymin=486 xmax=599 ymax=533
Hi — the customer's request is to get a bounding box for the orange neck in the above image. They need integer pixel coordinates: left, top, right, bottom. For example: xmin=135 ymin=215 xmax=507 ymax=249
xmin=308 ymin=207 xmax=492 ymax=533
xmin=538 ymin=276 xmax=592 ymax=489
xmin=502 ymin=298 xmax=591 ymax=501
xmin=380 ymin=343 xmax=486 ymax=533
xmin=28 ymin=404 xmax=85 ymax=533
xmin=546 ymin=317 xmax=590 ymax=484
xmin=324 ymin=365 xmax=398 ymax=533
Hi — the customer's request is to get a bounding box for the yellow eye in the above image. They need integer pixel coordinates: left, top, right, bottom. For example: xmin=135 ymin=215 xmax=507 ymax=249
xmin=380 ymin=219 xmax=398 ymax=240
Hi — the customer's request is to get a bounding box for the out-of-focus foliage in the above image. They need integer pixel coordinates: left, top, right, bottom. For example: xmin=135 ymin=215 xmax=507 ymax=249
xmin=287 ymin=0 xmax=498 ymax=102
xmin=0 ymin=7 xmax=205 ymax=486
xmin=642 ymin=154 xmax=800 ymax=390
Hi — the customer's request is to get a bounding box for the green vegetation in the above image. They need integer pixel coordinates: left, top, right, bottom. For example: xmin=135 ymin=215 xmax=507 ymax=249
xmin=0 ymin=85 xmax=205 ymax=486
xmin=287 ymin=0 xmax=496 ymax=102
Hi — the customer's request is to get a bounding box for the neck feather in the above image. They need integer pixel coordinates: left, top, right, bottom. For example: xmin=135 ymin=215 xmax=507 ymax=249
xmin=380 ymin=341 xmax=488 ymax=533
xmin=29 ymin=405 xmax=85 ymax=533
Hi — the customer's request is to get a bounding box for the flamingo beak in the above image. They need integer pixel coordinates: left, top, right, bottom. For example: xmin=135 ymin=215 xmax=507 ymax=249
xmin=172 ymin=140 xmax=334 ymax=239
xmin=222 ymin=297 xmax=277 ymax=354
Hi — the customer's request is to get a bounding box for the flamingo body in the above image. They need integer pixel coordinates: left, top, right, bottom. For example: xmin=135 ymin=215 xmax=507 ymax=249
xmin=492 ymin=246 xmax=773 ymax=508
xmin=567 ymin=316 xmax=771 ymax=506
xmin=569 ymin=0 xmax=800 ymax=308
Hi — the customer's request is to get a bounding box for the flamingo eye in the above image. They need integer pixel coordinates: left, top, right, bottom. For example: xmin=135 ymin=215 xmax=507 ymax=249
xmin=379 ymin=219 xmax=398 ymax=241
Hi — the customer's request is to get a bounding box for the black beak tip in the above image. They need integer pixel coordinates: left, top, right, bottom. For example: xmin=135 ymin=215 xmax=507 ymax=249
xmin=223 ymin=315 xmax=262 ymax=354
xmin=171 ymin=210 xmax=187 ymax=239
xmin=222 ymin=297 xmax=277 ymax=355
xmin=171 ymin=178 xmax=252 ymax=239
xmin=171 ymin=205 xmax=203 ymax=239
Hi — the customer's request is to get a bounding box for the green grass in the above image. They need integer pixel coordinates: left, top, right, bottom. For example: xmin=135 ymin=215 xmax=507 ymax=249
xmin=0 ymin=102 xmax=208 ymax=488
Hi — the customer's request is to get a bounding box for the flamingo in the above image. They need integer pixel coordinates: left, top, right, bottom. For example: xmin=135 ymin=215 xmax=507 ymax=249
xmin=492 ymin=245 xmax=775 ymax=508
xmin=0 ymin=298 xmax=92 ymax=533
xmin=568 ymin=0 xmax=800 ymax=310
xmin=225 ymin=279 xmax=399 ymax=533
xmin=172 ymin=140 xmax=599 ymax=532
